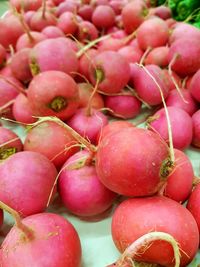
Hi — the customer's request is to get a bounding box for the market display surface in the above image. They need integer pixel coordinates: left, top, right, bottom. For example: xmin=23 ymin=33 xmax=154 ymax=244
xmin=0 ymin=0 xmax=200 ymax=266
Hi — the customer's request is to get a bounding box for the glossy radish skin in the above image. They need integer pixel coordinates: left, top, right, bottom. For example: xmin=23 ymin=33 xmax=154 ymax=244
xmin=144 ymin=46 xmax=169 ymax=68
xmin=30 ymin=10 xmax=57 ymax=32
xmin=67 ymin=108 xmax=108 ymax=145
xmin=24 ymin=121 xmax=79 ymax=169
xmin=168 ymin=38 xmax=200 ymax=77
xmin=131 ymin=64 xmax=169 ymax=106
xmin=77 ymin=21 xmax=98 ymax=42
xmin=78 ymin=4 xmax=94 ymax=21
xmin=89 ymin=51 xmax=130 ymax=94
xmin=0 ymin=127 xmax=23 ymax=160
xmin=192 ymin=110 xmax=200 ymax=148
xmin=27 ymin=71 xmax=80 ymax=120
xmin=164 ymin=149 xmax=194 ymax=203
xmin=0 ymin=151 xmax=57 ymax=217
xmin=96 ymin=127 xmax=169 ymax=197
xmin=92 ymin=5 xmax=115 ymax=29
xmin=57 ymin=12 xmax=78 ymax=35
xmin=105 ymin=94 xmax=142 ymax=119
xmin=16 ymin=32 xmax=47 ymax=51
xmin=41 ymin=26 xmax=65 ymax=38
xmin=97 ymin=37 xmax=124 ymax=52
xmin=118 ymin=45 xmax=143 ymax=64
xmin=111 ymin=196 xmax=199 ymax=266
xmin=166 ymin=88 xmax=198 ymax=115
xmin=29 ymin=38 xmax=78 ymax=76
xmin=58 ymin=150 xmax=117 ymax=217
xmin=136 ymin=17 xmax=169 ymax=51
xmin=149 ymin=107 xmax=193 ymax=150
xmin=1 ymin=213 xmax=82 ymax=267
xmin=189 ymin=69 xmax=200 ymax=103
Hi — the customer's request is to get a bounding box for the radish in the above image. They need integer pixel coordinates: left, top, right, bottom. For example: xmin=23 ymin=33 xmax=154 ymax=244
xmin=96 ymin=127 xmax=170 ymax=197
xmin=10 ymin=48 xmax=32 ymax=83
xmin=24 ymin=120 xmax=79 ymax=168
xmin=144 ymin=46 xmax=169 ymax=68
xmin=12 ymin=93 xmax=37 ymax=124
xmin=78 ymin=48 xmax=98 ymax=80
xmin=162 ymin=149 xmax=194 ymax=203
xmin=29 ymin=38 xmax=78 ymax=76
xmin=97 ymin=37 xmax=124 ymax=52
xmin=27 ymin=71 xmax=80 ymax=120
xmin=148 ymin=106 xmax=193 ymax=150
xmin=0 ymin=44 xmax=6 ymax=68
xmin=136 ymin=17 xmax=169 ymax=51
xmin=24 ymin=11 xmax=36 ymax=26
xmin=77 ymin=21 xmax=98 ymax=42
xmin=92 ymin=5 xmax=115 ymax=29
xmin=166 ymin=88 xmax=198 ymax=115
xmin=41 ymin=26 xmax=65 ymax=38
xmin=78 ymin=4 xmax=94 ymax=21
xmin=58 ymin=150 xmax=117 ymax=217
xmin=110 ymin=196 xmax=199 ymax=266
xmin=192 ymin=109 xmax=200 ymax=148
xmin=104 ymin=93 xmax=142 ymax=119
xmin=10 ymin=0 xmax=42 ymax=11
xmin=30 ymin=9 xmax=57 ymax=32
xmin=57 ymin=11 xmax=78 ymax=35
xmin=0 ymin=151 xmax=57 ymax=217
xmin=153 ymin=5 xmax=172 ymax=20
xmin=162 ymin=69 xmax=182 ymax=91
xmin=0 ymin=127 xmax=23 ymax=160
xmin=1 ymin=208 xmax=81 ymax=267
xmin=168 ymin=38 xmax=200 ymax=77
xmin=118 ymin=45 xmax=143 ymax=64
xmin=16 ymin=31 xmax=46 ymax=51
xmin=88 ymin=51 xmax=130 ymax=94
xmin=189 ymin=69 xmax=200 ymax=103
xmin=56 ymin=1 xmax=78 ymax=16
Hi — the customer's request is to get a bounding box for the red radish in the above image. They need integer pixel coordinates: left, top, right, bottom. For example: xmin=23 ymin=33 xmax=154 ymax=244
xmin=192 ymin=109 xmax=200 ymax=148
xmin=78 ymin=48 xmax=98 ymax=80
xmin=185 ymin=75 xmax=193 ymax=89
xmin=24 ymin=120 xmax=79 ymax=168
xmin=57 ymin=12 xmax=78 ymax=35
xmin=30 ymin=10 xmax=57 ymax=31
xmin=57 ymin=37 xmax=79 ymax=52
xmin=88 ymin=51 xmax=130 ymax=94
xmin=78 ymin=4 xmax=94 ymax=21
xmin=109 ymin=0 xmax=127 ymax=15
xmin=24 ymin=11 xmax=36 ymax=26
xmin=162 ymin=69 xmax=182 ymax=91
xmin=153 ymin=5 xmax=172 ymax=20
xmin=166 ymin=88 xmax=198 ymax=115
xmin=166 ymin=17 xmax=177 ymax=28
xmin=189 ymin=69 xmax=200 ymax=102
xmin=27 ymin=71 xmax=80 ymax=120
xmin=16 ymin=31 xmax=46 ymax=51
xmin=0 ymin=151 xmax=57 ymax=217
xmin=41 ymin=26 xmax=65 ymax=38
xmin=130 ymin=64 xmax=169 ymax=106
xmin=1 ymin=212 xmax=81 ymax=267
xmin=67 ymin=108 xmax=108 ymax=145
xmin=58 ymin=150 xmax=117 ymax=217
xmin=104 ymin=93 xmax=142 ymax=119
xmin=148 ymin=106 xmax=193 ymax=150
xmin=122 ymin=1 xmax=148 ymax=34
xmin=97 ymin=37 xmax=124 ymax=52
xmin=111 ymin=196 xmax=199 ymax=266
xmin=0 ymin=127 xmax=23 ymax=160
xmin=163 ymin=149 xmax=194 ymax=203
xmin=136 ymin=17 xmax=169 ymax=51
xmin=168 ymin=38 xmax=200 ymax=77
xmin=77 ymin=21 xmax=98 ymax=42
xmin=96 ymin=127 xmax=170 ymax=197
xmin=29 ymin=38 xmax=78 ymax=76
xmin=0 ymin=65 xmax=14 ymax=77
xmin=52 ymin=0 xmax=65 ymax=5
xmin=10 ymin=48 xmax=32 ymax=83
xmin=78 ymin=83 xmax=104 ymax=110
xmin=118 ymin=45 xmax=143 ymax=64
xmin=187 ymin=184 xmax=200 ymax=237
xmin=12 ymin=93 xmax=37 ymax=124
xmin=10 ymin=0 xmax=42 ymax=11
xmin=56 ymin=1 xmax=78 ymax=16
xmin=0 ymin=44 xmax=6 ymax=67
xmin=92 ymin=5 xmax=115 ymax=29
xmin=144 ymin=46 xmax=169 ymax=68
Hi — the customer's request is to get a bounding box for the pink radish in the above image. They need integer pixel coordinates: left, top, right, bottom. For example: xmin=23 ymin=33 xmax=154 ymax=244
xmin=111 ymin=196 xmax=199 ymax=266
xmin=153 ymin=5 xmax=172 ymax=20
xmin=27 ymin=71 xmax=80 ymax=120
xmin=92 ymin=5 xmax=115 ymax=29
xmin=88 ymin=51 xmax=130 ymax=94
xmin=78 ymin=4 xmax=94 ymax=21
xmin=136 ymin=17 xmax=169 ymax=51
xmin=24 ymin=120 xmax=79 ymax=169
xmin=57 ymin=11 xmax=78 ymax=35
xmin=0 ymin=127 xmax=23 ymax=160
xmin=148 ymin=106 xmax=193 ymax=150
xmin=144 ymin=46 xmax=169 ymax=68
xmin=166 ymin=88 xmax=198 ymax=115
xmin=56 ymin=1 xmax=78 ymax=16
xmin=118 ymin=45 xmax=143 ymax=64
xmin=10 ymin=0 xmax=42 ymax=11
xmin=192 ymin=109 xmax=200 ymax=148
xmin=189 ymin=69 xmax=200 ymax=103
xmin=0 ymin=151 xmax=57 ymax=217
xmin=30 ymin=10 xmax=57 ymax=31
xmin=77 ymin=21 xmax=98 ymax=42
xmin=16 ymin=31 xmax=46 ymax=51
xmin=162 ymin=69 xmax=182 ymax=91
xmin=1 ymin=211 xmax=81 ymax=267
xmin=78 ymin=48 xmax=98 ymax=80
xmin=96 ymin=127 xmax=170 ymax=197
xmin=58 ymin=150 xmax=117 ymax=217
xmin=97 ymin=37 xmax=124 ymax=52
xmin=41 ymin=26 xmax=65 ymax=38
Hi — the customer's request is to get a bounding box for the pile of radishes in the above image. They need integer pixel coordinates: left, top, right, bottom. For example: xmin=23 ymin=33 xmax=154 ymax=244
xmin=0 ymin=0 xmax=200 ymax=266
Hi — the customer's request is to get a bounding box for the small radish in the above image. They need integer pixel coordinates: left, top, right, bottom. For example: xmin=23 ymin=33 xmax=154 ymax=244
xmin=0 ymin=151 xmax=58 ymax=217
xmin=192 ymin=109 xmax=200 ymax=148
xmin=189 ymin=69 xmax=200 ymax=103
xmin=96 ymin=127 xmax=170 ymax=197
xmin=30 ymin=9 xmax=57 ymax=32
xmin=162 ymin=69 xmax=182 ymax=91
xmin=78 ymin=48 xmax=98 ymax=80
xmin=88 ymin=51 xmax=130 ymax=94
xmin=97 ymin=37 xmax=124 ymax=52
xmin=78 ymin=4 xmax=94 ymax=21
xmin=57 ymin=11 xmax=78 ymax=35
xmin=16 ymin=31 xmax=47 ymax=51
xmin=118 ymin=45 xmax=143 ymax=64
xmin=10 ymin=0 xmax=42 ymax=11
xmin=24 ymin=120 xmax=79 ymax=168
xmin=41 ymin=26 xmax=65 ymax=38
xmin=92 ymin=5 xmax=115 ymax=29
xmin=56 ymin=1 xmax=78 ymax=16
xmin=0 ymin=127 xmax=23 ymax=160
xmin=148 ymin=106 xmax=193 ymax=150
xmin=77 ymin=21 xmax=98 ymax=42
xmin=111 ymin=196 xmax=199 ymax=266
xmin=153 ymin=5 xmax=172 ymax=20
xmin=58 ymin=150 xmax=117 ymax=217
xmin=27 ymin=71 xmax=80 ymax=120
xmin=144 ymin=46 xmax=169 ymax=68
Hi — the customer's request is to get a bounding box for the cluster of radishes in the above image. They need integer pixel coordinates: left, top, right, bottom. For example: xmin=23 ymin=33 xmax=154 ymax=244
xmin=0 ymin=0 xmax=200 ymax=266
